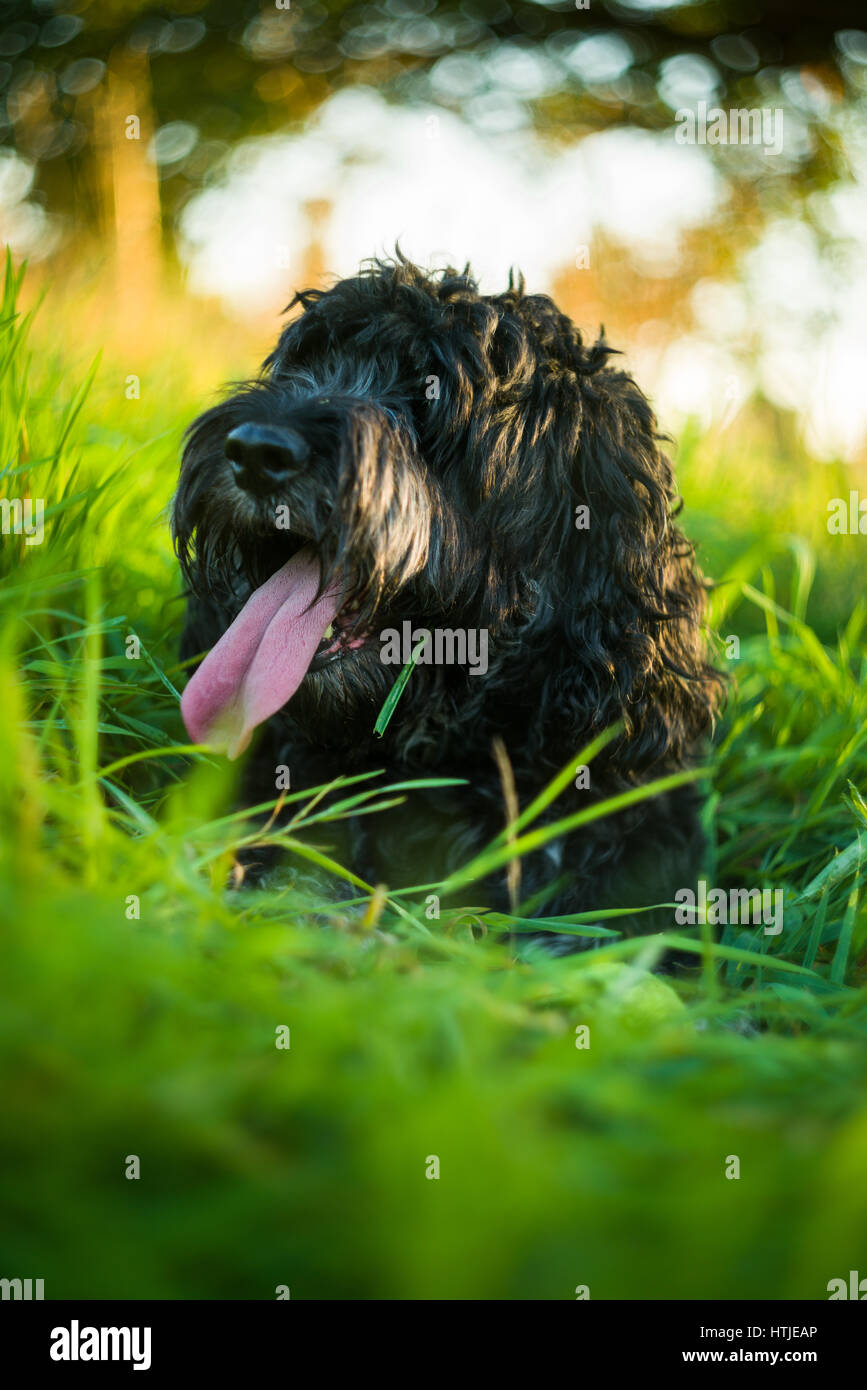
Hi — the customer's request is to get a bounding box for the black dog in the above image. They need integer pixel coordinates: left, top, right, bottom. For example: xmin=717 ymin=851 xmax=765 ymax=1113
xmin=174 ymin=256 xmax=719 ymax=944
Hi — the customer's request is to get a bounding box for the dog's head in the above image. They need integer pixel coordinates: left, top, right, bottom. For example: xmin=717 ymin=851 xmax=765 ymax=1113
xmin=174 ymin=255 xmax=718 ymax=766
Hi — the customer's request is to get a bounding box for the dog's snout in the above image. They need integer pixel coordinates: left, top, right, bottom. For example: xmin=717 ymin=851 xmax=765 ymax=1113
xmin=225 ymin=422 xmax=309 ymax=495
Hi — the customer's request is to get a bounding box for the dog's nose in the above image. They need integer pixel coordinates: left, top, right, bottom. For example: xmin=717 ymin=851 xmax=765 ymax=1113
xmin=225 ymin=423 xmax=309 ymax=495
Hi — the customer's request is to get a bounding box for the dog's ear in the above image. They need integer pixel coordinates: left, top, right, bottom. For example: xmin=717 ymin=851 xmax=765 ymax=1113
xmin=553 ymin=361 xmax=720 ymax=769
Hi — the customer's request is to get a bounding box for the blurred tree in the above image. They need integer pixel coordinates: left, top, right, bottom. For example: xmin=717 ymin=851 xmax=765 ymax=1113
xmin=0 ymin=0 xmax=864 ymax=252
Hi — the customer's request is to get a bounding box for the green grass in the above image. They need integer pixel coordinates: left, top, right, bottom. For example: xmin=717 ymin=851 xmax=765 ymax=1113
xmin=2 ymin=260 xmax=867 ymax=1299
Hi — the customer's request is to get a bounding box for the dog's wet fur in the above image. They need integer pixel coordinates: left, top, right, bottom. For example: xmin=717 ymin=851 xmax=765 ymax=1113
xmin=174 ymin=255 xmax=721 ymax=947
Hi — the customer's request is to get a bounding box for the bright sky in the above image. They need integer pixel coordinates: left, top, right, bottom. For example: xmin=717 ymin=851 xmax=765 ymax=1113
xmin=178 ymin=87 xmax=720 ymax=301
xmin=3 ymin=79 xmax=867 ymax=461
xmin=176 ymin=87 xmax=867 ymax=462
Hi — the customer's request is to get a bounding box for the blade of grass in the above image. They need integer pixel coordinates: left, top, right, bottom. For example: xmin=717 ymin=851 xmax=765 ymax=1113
xmin=440 ymin=766 xmax=707 ymax=896
xmin=373 ymin=634 xmax=428 ymax=737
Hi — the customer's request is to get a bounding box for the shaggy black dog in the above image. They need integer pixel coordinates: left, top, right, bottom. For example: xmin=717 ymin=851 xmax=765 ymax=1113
xmin=174 ymin=256 xmax=719 ymax=945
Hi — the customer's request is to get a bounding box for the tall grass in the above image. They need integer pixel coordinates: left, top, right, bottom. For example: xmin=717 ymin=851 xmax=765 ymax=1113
xmin=1 ymin=262 xmax=866 ymax=1298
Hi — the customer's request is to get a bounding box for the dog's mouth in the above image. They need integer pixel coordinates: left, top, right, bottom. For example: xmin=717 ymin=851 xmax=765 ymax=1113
xmin=180 ymin=544 xmax=364 ymax=759
xmin=309 ymin=613 xmax=362 ymax=671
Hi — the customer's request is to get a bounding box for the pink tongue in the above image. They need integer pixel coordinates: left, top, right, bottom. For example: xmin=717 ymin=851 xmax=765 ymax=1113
xmin=181 ymin=546 xmax=340 ymax=759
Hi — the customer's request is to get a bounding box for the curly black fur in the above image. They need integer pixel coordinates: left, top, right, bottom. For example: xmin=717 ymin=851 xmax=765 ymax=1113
xmin=174 ymin=255 xmax=721 ymax=945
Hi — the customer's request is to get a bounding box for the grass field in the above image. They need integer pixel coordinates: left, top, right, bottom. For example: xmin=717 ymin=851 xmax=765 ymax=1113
xmin=2 ymin=258 xmax=867 ymax=1300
